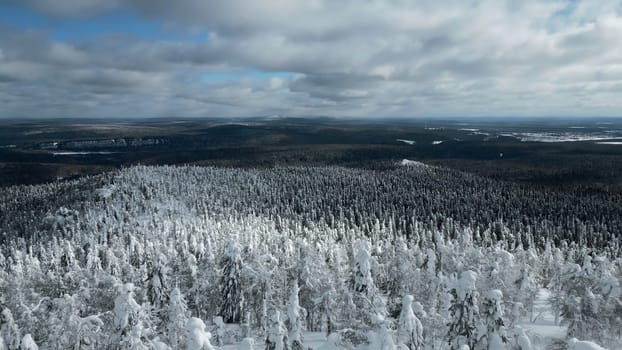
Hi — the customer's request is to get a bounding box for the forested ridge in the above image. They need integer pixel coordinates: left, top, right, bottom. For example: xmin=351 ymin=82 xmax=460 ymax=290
xmin=0 ymin=164 xmax=620 ymax=349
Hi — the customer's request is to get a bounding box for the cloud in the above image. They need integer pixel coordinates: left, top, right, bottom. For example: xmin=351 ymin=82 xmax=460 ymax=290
xmin=1 ymin=0 xmax=622 ymax=118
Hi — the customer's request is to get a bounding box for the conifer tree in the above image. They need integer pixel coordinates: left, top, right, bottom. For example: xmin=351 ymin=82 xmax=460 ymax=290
xmin=167 ymin=287 xmax=189 ymax=349
xmin=220 ymin=240 xmax=243 ymax=323
xmin=0 ymin=308 xmax=21 ymax=350
xmin=265 ymin=311 xmax=288 ymax=350
xmin=447 ymin=271 xmax=479 ymax=350
xmin=397 ymin=295 xmax=424 ymax=350
xmin=477 ymin=289 xmax=507 ymax=350
xmin=286 ymin=282 xmax=304 ymax=350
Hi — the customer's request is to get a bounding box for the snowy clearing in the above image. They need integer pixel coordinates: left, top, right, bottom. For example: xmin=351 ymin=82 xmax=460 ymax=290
xmin=52 ymin=151 xmax=117 ymax=155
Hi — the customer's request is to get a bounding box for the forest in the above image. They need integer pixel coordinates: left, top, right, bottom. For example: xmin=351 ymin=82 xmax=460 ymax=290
xmin=0 ymin=163 xmax=620 ymax=349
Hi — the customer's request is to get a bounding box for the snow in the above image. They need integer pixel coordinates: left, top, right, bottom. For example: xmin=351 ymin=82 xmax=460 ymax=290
xmin=596 ymin=141 xmax=622 ymax=145
xmin=568 ymin=338 xmax=609 ymax=350
xmin=455 ymin=270 xmax=477 ymax=300
xmin=52 ymin=151 xmax=116 ymax=155
xmin=515 ymin=327 xmax=532 ymax=350
xmin=486 ymin=289 xmax=503 ymax=303
xmin=396 ymin=139 xmax=416 ymax=145
xmin=186 ymin=318 xmax=215 ymax=350
xmin=221 ymin=332 xmax=329 ymax=350
xmin=432 ymin=140 xmax=444 ymax=145
xmin=20 ymin=334 xmax=38 ymax=350
xmin=238 ymin=337 xmax=255 ymax=350
xmin=400 ymin=159 xmax=427 ymax=167
xmin=113 ymin=283 xmax=140 ymax=330
xmin=500 ymin=132 xmax=622 ymax=143
xmin=95 ymin=185 xmax=117 ymax=199
xmin=519 ymin=289 xmax=567 ymax=349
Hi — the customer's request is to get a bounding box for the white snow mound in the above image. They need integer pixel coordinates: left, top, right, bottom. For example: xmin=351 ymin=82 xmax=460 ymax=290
xmin=568 ymin=338 xmax=608 ymax=350
xmin=400 ymin=159 xmax=427 ymax=167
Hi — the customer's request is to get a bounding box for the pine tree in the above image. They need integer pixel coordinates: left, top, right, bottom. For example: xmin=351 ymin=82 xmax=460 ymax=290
xmin=219 ymin=240 xmax=243 ymax=323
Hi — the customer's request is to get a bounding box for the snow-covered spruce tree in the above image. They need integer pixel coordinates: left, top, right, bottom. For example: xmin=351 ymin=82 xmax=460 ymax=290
xmin=352 ymin=240 xmax=375 ymax=295
xmin=367 ymin=312 xmax=397 ymax=350
xmin=476 ymin=289 xmax=507 ymax=350
xmin=219 ymin=239 xmax=244 ymax=323
xmin=447 ymin=271 xmax=480 ymax=350
xmin=397 ymin=295 xmax=424 ymax=350
xmin=286 ymin=282 xmax=305 ymax=350
xmin=265 ymin=311 xmax=288 ymax=350
xmin=0 ymin=308 xmax=21 ymax=350
xmin=556 ymin=259 xmax=605 ymax=343
xmin=113 ymin=282 xmax=158 ymax=348
xmin=592 ymin=258 xmax=622 ymax=348
xmin=46 ymin=294 xmax=105 ymax=349
xmin=513 ymin=265 xmax=537 ymax=323
xmin=114 ymin=283 xmax=142 ymax=337
xmin=167 ymin=287 xmax=189 ymax=349
xmin=186 ymin=317 xmax=214 ymax=350
xmin=146 ymin=258 xmax=169 ymax=310
xmin=242 ymin=253 xmax=278 ymax=332
xmin=119 ymin=322 xmax=150 ymax=350
xmin=213 ymin=316 xmax=227 ymax=346
xmin=19 ymin=334 xmax=38 ymax=350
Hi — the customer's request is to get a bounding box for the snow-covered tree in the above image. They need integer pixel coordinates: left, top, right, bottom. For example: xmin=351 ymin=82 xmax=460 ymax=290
xmin=367 ymin=313 xmax=396 ymax=350
xmin=114 ymin=283 xmax=142 ymax=336
xmin=146 ymin=258 xmax=169 ymax=310
xmin=186 ymin=318 xmax=214 ymax=350
xmin=353 ymin=240 xmax=375 ymax=295
xmin=513 ymin=327 xmax=532 ymax=350
xmin=476 ymin=289 xmax=507 ymax=350
xmin=213 ymin=316 xmax=226 ymax=346
xmin=19 ymin=334 xmax=37 ymax=350
xmin=219 ymin=240 xmax=243 ymax=323
xmin=47 ymin=294 xmax=105 ymax=349
xmin=397 ymin=295 xmax=424 ymax=350
xmin=0 ymin=308 xmax=21 ymax=350
xmin=286 ymin=283 xmax=305 ymax=350
xmin=265 ymin=311 xmax=288 ymax=350
xmin=447 ymin=271 xmax=479 ymax=350
xmin=167 ymin=287 xmax=189 ymax=348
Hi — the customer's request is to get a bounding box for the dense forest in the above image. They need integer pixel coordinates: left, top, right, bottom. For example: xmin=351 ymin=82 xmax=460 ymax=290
xmin=0 ymin=163 xmax=620 ymax=349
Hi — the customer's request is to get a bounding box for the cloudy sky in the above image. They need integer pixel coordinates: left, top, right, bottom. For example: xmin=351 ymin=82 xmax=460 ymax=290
xmin=0 ymin=0 xmax=621 ymax=119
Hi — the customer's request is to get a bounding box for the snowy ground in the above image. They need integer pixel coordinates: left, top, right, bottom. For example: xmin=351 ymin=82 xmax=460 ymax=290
xmin=519 ymin=289 xmax=567 ymax=350
xmin=221 ymin=332 xmax=328 ymax=349
xmin=217 ymin=289 xmax=569 ymax=350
